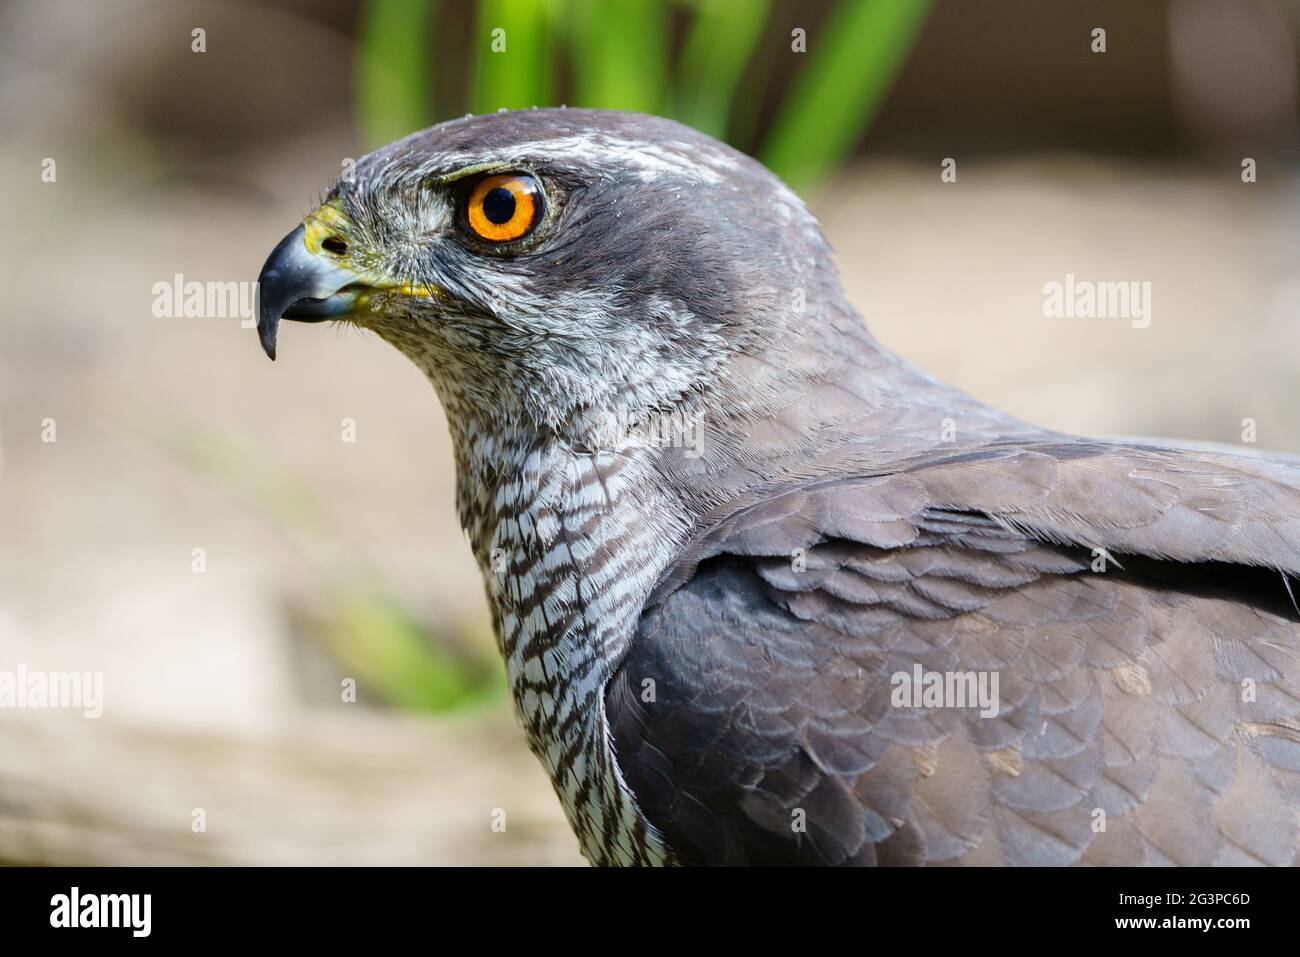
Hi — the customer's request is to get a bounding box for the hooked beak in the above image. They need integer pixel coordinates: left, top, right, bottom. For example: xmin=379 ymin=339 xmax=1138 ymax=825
xmin=255 ymin=224 xmax=362 ymax=360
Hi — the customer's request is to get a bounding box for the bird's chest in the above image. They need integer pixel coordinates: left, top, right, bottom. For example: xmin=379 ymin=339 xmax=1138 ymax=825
xmin=467 ymin=447 xmax=679 ymax=865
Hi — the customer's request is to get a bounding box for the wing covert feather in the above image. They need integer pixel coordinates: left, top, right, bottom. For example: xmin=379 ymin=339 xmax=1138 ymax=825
xmin=610 ymin=443 xmax=1300 ymax=865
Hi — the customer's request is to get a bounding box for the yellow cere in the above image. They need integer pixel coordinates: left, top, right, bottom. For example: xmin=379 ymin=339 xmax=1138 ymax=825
xmin=300 ymin=202 xmax=442 ymax=302
xmin=302 ymin=203 xmax=351 ymax=256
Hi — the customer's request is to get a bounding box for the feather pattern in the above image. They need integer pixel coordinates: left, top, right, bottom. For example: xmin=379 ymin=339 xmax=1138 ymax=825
xmin=609 ymin=444 xmax=1300 ymax=865
xmin=266 ymin=108 xmax=1300 ymax=865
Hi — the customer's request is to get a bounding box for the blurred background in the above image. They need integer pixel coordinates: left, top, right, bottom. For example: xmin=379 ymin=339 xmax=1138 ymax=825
xmin=0 ymin=0 xmax=1297 ymax=865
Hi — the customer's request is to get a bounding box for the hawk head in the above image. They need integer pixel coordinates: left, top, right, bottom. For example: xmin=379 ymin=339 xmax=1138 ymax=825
xmin=256 ymin=109 xmax=841 ymax=446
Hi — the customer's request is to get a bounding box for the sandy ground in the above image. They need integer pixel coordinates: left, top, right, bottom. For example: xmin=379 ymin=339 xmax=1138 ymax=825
xmin=1 ymin=93 xmax=1296 ymax=863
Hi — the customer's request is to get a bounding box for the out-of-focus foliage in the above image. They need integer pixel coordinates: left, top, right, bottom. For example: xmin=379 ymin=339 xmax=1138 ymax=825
xmin=158 ymin=415 xmax=502 ymax=714
xmin=567 ymin=0 xmax=670 ymax=113
xmin=357 ymin=0 xmax=437 ymax=148
xmin=319 ymin=596 xmax=504 ymax=714
xmin=357 ymin=0 xmax=934 ymax=193
xmin=672 ymin=0 xmax=771 ymax=139
xmin=761 ymin=0 xmax=932 ymax=190
xmin=473 ymin=0 xmax=553 ymax=114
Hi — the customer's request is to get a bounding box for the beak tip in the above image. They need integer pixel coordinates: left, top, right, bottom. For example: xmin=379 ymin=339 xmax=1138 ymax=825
xmin=259 ymin=318 xmax=281 ymax=360
xmin=257 ymin=318 xmax=278 ymax=361
xmin=255 ymin=220 xmax=360 ymax=362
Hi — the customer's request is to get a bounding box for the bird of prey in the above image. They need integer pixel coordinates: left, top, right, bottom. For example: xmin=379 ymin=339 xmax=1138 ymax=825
xmin=256 ymin=109 xmax=1300 ymax=866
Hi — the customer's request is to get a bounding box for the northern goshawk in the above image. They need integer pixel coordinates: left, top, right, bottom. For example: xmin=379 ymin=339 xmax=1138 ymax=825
xmin=256 ymin=109 xmax=1300 ymax=866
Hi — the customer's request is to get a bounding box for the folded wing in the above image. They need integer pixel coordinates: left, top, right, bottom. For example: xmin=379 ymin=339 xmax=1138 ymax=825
xmin=607 ymin=441 xmax=1300 ymax=865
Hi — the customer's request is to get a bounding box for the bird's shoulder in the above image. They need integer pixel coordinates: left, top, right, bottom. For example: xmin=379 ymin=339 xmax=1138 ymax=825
xmin=605 ymin=439 xmax=1300 ymax=865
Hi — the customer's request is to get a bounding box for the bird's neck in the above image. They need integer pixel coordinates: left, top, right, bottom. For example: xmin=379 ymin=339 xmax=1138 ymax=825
xmin=437 ymin=309 xmax=1033 ymax=862
xmin=447 ymin=415 xmax=689 ymax=863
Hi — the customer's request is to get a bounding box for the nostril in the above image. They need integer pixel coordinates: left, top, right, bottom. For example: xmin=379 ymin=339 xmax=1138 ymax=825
xmin=321 ymin=236 xmax=347 ymax=256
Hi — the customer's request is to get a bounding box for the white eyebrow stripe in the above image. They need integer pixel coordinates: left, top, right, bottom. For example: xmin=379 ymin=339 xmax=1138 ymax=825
xmin=432 ymin=133 xmax=738 ymax=184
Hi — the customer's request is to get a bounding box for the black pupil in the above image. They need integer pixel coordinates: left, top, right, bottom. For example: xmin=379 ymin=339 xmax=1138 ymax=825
xmin=482 ymin=186 xmax=517 ymax=225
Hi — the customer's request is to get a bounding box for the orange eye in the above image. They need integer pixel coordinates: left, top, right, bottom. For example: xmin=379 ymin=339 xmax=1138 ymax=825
xmin=465 ymin=173 xmax=543 ymax=243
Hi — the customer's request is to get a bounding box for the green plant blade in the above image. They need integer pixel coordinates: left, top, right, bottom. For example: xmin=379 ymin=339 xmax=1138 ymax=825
xmin=672 ymin=0 xmax=771 ymax=139
xmin=473 ymin=0 xmax=553 ymax=113
xmin=324 ymin=595 xmax=504 ymax=714
xmin=356 ymin=0 xmax=437 ymax=149
xmin=761 ymin=0 xmax=933 ymax=193
xmin=565 ymin=0 xmax=669 ymax=113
